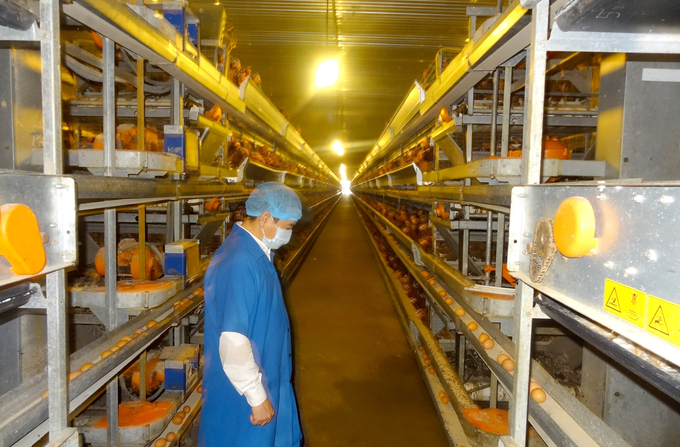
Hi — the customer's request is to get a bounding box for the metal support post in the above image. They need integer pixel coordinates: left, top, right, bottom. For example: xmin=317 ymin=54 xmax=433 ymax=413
xmin=138 ymin=205 xmax=146 ymax=280
xmin=521 ymin=0 xmax=549 ymax=185
xmin=460 ymin=210 xmax=470 ymax=275
xmin=172 ymin=78 xmax=183 ymax=126
xmin=173 ymin=200 xmax=182 ymax=241
xmin=490 ymin=69 xmax=499 ymax=156
xmin=41 ymin=0 xmax=63 ymax=175
xmin=171 ymin=79 xmax=183 ymax=242
xmin=510 ymin=281 xmax=535 ymax=446
xmin=104 ymin=208 xmax=118 ymax=447
xmin=103 ymin=37 xmax=116 ymax=177
xmin=460 ymin=88 xmax=474 ymax=276
xmin=173 ymin=326 xmax=182 ymax=346
xmin=495 ymin=66 xmax=512 ymax=287
xmin=166 ymin=202 xmax=174 ymax=243
xmin=485 ymin=211 xmax=493 ymax=285
xmin=41 ymin=0 xmax=69 ymax=440
xmin=46 ymin=270 xmax=68 ymax=437
xmin=510 ymin=2 xmax=548 ymax=443
xmin=74 ymin=124 xmax=81 ymax=149
xmin=501 ymin=67 xmax=513 ymax=157
xmin=457 ymin=334 xmax=466 ymax=377
xmin=139 ymin=351 xmax=147 ymax=402
xmin=494 ymin=213 xmax=506 ymax=287
xmin=103 ymin=218 xmax=117 ymax=312
xmin=103 ymin=33 xmax=117 ymax=328
xmin=103 ymin=37 xmax=119 ymax=447
xmin=106 ymin=380 xmax=118 ymax=447
xmin=136 ymin=58 xmax=145 ymax=152
xmin=490 ymin=374 xmax=498 ymax=409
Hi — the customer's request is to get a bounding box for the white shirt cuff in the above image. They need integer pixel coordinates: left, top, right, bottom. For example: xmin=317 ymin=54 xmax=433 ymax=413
xmin=244 ymin=382 xmax=268 ymax=407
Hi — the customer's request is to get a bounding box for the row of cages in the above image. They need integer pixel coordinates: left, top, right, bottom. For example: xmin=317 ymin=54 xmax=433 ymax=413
xmin=348 ymin=1 xmax=680 ymax=445
xmin=354 ymin=182 xmax=680 ymax=447
xmin=0 ymin=0 xmax=339 ymax=445
xmin=0 ymin=184 xmax=341 ymax=446
xmin=5 ymin=45 xmax=332 ymax=185
xmin=3 ymin=0 xmax=335 ymax=185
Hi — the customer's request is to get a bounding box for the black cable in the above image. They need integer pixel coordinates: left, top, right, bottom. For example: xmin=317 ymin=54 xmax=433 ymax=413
xmin=121 ymin=48 xmax=173 ymax=89
xmin=146 ymin=383 xmax=165 ymax=402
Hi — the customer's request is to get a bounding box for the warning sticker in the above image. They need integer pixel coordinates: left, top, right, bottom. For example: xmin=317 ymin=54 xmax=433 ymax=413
xmin=646 ymin=295 xmax=680 ymax=346
xmin=603 ymin=279 xmax=646 ymax=328
xmin=605 ymin=287 xmax=621 ymax=313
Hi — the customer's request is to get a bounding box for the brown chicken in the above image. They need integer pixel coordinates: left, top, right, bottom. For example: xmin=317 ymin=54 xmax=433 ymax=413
xmin=229 ymin=58 xmax=241 ymax=85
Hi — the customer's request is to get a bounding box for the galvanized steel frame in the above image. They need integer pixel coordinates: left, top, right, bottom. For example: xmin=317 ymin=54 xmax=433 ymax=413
xmin=355 ymin=196 xmax=630 ymax=447
xmin=40 ymin=0 xmax=72 ymax=444
xmin=351 ymin=0 xmax=680 ymax=445
xmin=0 ymin=1 xmax=338 ymax=445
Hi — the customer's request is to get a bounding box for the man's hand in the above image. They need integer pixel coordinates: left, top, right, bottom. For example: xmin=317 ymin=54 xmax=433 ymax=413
xmin=250 ymin=398 xmax=275 ymax=426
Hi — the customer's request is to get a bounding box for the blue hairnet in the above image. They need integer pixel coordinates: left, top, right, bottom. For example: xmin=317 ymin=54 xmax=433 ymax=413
xmin=245 ymin=182 xmax=302 ymax=221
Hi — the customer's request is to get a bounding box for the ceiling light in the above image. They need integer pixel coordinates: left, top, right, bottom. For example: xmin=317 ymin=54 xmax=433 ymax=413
xmin=340 ymin=165 xmax=351 ymax=193
xmin=332 ymin=140 xmax=344 ymax=156
xmin=316 ymin=59 xmax=339 ymax=88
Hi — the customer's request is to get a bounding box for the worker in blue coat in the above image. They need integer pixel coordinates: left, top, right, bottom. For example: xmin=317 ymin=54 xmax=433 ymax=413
xmin=199 ymin=182 xmax=303 ymax=447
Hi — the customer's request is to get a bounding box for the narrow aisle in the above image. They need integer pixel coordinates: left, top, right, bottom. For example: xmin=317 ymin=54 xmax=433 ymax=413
xmin=286 ymin=196 xmax=449 ymax=446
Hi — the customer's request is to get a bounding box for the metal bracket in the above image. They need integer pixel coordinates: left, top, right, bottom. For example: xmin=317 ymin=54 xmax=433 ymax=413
xmin=414 ymin=81 xmax=426 ymax=104
xmin=530 ymin=304 xmax=550 ymax=320
xmin=498 ymin=436 xmax=520 ymax=447
xmin=236 ymin=158 xmax=248 ymax=183
xmin=238 ymin=76 xmax=249 ymax=100
xmin=501 ymin=51 xmax=527 ymax=68
xmin=45 ymin=427 xmax=79 ymax=447
xmin=199 ymin=127 xmax=210 ymax=145
xmin=0 ymin=22 xmax=40 ymax=42
xmin=411 ymin=243 xmax=425 ymax=267
xmin=189 ymin=105 xmax=200 ymax=121
xmin=413 ymin=162 xmax=423 ymax=186
xmin=546 ymin=22 xmax=680 ymax=54
xmin=519 ymin=0 xmax=542 ymax=8
xmin=466 ymin=6 xmax=498 ymax=17
xmin=19 ymin=283 xmax=47 ymax=309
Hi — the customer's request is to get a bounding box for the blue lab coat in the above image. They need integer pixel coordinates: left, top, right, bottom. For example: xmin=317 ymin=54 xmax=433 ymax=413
xmin=198 ymin=225 xmax=302 ymax=447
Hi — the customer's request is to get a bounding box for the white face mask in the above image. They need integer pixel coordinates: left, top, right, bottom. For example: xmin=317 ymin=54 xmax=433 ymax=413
xmin=262 ymin=226 xmax=293 ymax=250
xmin=261 ymin=218 xmax=293 ymax=249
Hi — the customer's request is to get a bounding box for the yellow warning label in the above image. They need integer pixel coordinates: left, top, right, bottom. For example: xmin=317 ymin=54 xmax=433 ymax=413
xmin=646 ymin=295 xmax=680 ymax=346
xmin=603 ymin=279 xmax=646 ymax=328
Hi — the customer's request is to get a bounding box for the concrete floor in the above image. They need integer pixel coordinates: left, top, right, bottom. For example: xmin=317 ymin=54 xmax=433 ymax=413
xmin=286 ymin=196 xmax=450 ymax=446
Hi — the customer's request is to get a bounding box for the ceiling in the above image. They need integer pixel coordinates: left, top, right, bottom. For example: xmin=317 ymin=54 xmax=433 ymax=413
xmin=194 ymin=0 xmax=502 ymax=177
